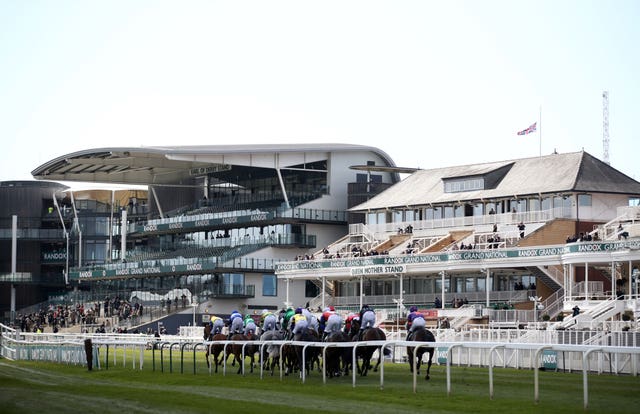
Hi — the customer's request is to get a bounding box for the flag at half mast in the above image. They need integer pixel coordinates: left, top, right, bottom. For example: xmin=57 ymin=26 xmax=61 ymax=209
xmin=517 ymin=122 xmax=537 ymax=135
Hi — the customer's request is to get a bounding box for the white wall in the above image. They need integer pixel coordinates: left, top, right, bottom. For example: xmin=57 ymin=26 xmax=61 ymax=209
xmin=578 ymin=193 xmax=629 ymax=222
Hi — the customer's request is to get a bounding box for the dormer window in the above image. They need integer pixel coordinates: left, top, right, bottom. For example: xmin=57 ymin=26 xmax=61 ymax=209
xmin=444 ymin=177 xmax=484 ymax=193
xmin=442 ymin=162 xmax=514 ymax=193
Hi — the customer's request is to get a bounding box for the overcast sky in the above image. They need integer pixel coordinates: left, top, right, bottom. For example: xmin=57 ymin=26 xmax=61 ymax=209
xmin=1 ymin=0 xmax=639 ymax=186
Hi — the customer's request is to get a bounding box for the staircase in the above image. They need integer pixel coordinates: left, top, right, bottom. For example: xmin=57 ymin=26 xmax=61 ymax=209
xmin=308 ymin=279 xmax=335 ymax=310
xmin=529 ymin=265 xmax=563 ymax=290
xmin=552 ymin=299 xmax=626 ymax=330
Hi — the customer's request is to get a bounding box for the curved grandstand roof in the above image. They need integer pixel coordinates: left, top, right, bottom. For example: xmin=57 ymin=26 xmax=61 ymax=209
xmin=32 ymin=143 xmax=398 ymax=185
xmin=350 ymin=151 xmax=640 ymax=211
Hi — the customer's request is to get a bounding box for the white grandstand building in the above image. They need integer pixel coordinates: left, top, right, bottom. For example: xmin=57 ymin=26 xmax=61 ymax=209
xmin=275 ymin=150 xmax=640 ymax=332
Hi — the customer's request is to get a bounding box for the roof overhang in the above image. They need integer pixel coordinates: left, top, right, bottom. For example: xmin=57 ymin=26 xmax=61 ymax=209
xmin=32 ymin=144 xmax=398 ymax=186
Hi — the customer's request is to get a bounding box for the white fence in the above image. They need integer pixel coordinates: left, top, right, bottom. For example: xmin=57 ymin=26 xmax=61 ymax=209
xmin=2 ymin=323 xmax=639 ymax=410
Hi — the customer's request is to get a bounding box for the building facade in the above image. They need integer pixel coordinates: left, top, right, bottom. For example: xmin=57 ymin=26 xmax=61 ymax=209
xmin=27 ymin=144 xmax=400 ymax=320
xmin=275 ymin=151 xmax=640 ymax=326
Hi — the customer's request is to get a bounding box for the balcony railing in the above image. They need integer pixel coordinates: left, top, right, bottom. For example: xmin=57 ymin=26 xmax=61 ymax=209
xmin=128 ymin=206 xmax=346 ymax=235
xmin=206 ymin=284 xmax=255 ymax=298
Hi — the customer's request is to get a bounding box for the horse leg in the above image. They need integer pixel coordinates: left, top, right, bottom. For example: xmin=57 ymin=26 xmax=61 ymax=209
xmin=235 ymin=354 xmax=243 ymax=375
xmin=361 ymin=354 xmax=370 ymax=376
xmin=425 ymin=349 xmax=433 ymax=380
xmin=372 ymin=347 xmax=383 ymax=372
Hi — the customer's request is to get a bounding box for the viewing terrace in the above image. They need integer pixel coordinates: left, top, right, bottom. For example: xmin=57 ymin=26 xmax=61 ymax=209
xmin=315 ymin=208 xmax=554 ymax=260
xmin=127 ymin=206 xmax=347 ymax=236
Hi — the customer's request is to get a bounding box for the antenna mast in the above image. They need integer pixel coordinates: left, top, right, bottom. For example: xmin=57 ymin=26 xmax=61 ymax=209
xmin=603 ymin=91 xmax=610 ymax=164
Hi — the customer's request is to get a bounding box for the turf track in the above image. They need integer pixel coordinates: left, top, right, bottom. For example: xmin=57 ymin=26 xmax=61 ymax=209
xmin=0 ymin=356 xmax=639 ymax=414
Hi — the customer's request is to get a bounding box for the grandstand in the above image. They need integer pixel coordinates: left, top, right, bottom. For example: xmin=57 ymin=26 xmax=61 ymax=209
xmin=2 ymin=147 xmax=639 ymax=340
xmin=0 ymin=144 xmax=400 ymax=329
xmin=276 ymin=151 xmax=640 ymax=333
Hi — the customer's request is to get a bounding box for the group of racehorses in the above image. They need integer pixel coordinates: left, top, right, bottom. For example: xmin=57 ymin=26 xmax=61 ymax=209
xmin=203 ymin=319 xmax=436 ymax=380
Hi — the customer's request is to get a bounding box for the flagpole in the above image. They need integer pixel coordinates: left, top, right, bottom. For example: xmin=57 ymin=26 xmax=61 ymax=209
xmin=539 ymin=105 xmax=542 ymax=157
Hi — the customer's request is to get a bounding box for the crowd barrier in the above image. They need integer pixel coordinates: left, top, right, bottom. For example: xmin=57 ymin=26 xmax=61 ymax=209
xmin=2 ymin=323 xmax=639 ymax=410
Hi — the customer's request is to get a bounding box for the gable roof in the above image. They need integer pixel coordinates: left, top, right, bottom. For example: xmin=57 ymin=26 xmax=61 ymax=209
xmin=350 ymin=151 xmax=640 ymax=211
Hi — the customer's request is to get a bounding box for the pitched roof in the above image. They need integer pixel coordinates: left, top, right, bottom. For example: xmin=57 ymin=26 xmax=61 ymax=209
xmin=350 ymin=151 xmax=640 ymax=211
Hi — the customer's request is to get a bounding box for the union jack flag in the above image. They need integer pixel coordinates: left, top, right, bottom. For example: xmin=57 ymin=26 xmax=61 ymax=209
xmin=517 ymin=122 xmax=537 ymax=135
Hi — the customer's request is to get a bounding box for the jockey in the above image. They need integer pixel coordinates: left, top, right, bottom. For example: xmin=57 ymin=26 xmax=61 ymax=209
xmin=261 ymin=309 xmax=277 ymax=332
xmin=323 ymin=310 xmax=343 ymax=340
xmin=344 ymin=312 xmax=359 ymax=334
xmin=243 ymin=314 xmax=257 ymax=336
xmin=302 ymin=307 xmax=319 ymax=332
xmin=209 ymin=315 xmax=224 ymax=335
xmin=319 ymin=307 xmax=331 ymax=334
xmin=228 ymin=310 xmax=244 ymax=338
xmin=358 ymin=304 xmax=376 ymax=340
xmin=406 ymin=306 xmax=426 ymax=340
xmin=290 ymin=307 xmax=308 ymax=337
xmin=281 ymin=307 xmax=295 ymax=331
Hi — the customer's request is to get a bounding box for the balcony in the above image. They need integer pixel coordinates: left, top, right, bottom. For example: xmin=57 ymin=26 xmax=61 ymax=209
xmin=206 ymin=284 xmax=255 ymax=298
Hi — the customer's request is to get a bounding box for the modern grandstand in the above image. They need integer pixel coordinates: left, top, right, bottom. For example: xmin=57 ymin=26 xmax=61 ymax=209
xmin=1 ymin=145 xmax=638 ymax=339
xmin=2 ymin=144 xmax=400 ymax=333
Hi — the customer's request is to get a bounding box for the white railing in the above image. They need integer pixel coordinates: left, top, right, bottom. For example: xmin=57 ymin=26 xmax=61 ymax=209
xmin=363 ymin=209 xmax=555 ymax=239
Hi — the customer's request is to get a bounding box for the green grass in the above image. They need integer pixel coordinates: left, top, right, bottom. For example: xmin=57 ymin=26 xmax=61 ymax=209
xmin=0 ymin=353 xmax=639 ymax=414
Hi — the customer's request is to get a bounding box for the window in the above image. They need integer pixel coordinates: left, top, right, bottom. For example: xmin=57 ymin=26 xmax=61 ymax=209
xmin=443 ymin=206 xmax=454 ymax=219
xmin=578 ymin=194 xmax=592 ymax=207
xmin=529 ymin=198 xmax=540 ymax=211
xmin=443 ymin=177 xmax=484 ymax=193
xmin=222 ymin=273 xmax=244 ymax=295
xmin=262 ymin=274 xmax=277 ymax=296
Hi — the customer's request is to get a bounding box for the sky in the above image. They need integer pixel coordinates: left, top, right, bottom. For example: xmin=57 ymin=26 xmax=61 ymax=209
xmin=1 ymin=0 xmax=639 ymax=187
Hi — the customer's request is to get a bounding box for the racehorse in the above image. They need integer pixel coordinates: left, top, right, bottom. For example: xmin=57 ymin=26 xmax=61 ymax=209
xmin=230 ymin=332 xmax=259 ymax=374
xmin=324 ymin=331 xmax=351 ymax=378
xmin=292 ymin=328 xmax=321 ymax=377
xmin=204 ymin=324 xmax=230 ymax=373
xmin=406 ymin=326 xmax=436 ymax=380
xmin=349 ymin=319 xmax=389 ymax=376
xmin=260 ymin=330 xmax=284 ymax=376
